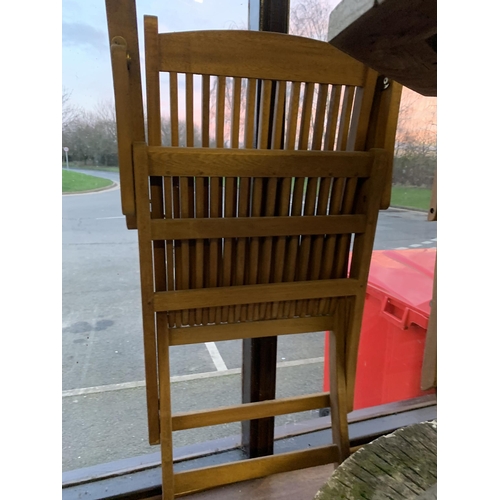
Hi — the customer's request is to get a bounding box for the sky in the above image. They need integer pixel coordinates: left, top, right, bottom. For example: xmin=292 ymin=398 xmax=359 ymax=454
xmin=62 ymin=0 xmax=249 ymax=111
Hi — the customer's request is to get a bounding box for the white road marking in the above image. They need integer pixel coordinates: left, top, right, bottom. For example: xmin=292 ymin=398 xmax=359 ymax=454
xmin=395 ymin=247 xmax=408 ymax=250
xmin=95 ymin=216 xmax=125 ymax=220
xmin=432 ymin=238 xmax=437 ymax=241
xmin=205 ymin=342 xmax=228 ymax=371
xmin=62 ymin=356 xmax=324 ymax=398
xmin=409 ymin=243 xmax=422 ymax=247
xmin=421 ymin=241 xmax=433 ymax=244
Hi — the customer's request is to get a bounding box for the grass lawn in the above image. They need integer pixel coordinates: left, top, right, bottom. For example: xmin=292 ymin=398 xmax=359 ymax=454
xmin=390 ymin=186 xmax=431 ymax=211
xmin=62 ymin=170 xmax=114 ymax=193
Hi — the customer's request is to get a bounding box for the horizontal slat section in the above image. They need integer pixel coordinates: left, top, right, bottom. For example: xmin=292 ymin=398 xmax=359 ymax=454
xmin=150 ymin=215 xmax=366 ymax=240
xmin=154 ymin=279 xmax=362 ymax=311
xmin=174 ymin=445 xmax=339 ymax=495
xmin=169 ymin=316 xmax=334 ymax=345
xmin=147 ymin=147 xmax=373 ymax=178
xmin=172 ymin=393 xmax=330 ymax=431
xmin=158 ymin=30 xmax=366 ymax=85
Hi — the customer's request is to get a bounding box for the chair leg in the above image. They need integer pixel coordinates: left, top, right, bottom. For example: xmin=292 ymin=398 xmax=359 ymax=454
xmin=328 ymin=302 xmax=351 ymax=464
xmin=158 ymin=313 xmax=175 ymax=500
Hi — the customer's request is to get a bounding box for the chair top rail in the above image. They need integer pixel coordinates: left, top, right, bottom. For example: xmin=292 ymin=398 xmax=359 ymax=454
xmin=156 ymin=29 xmax=369 ymax=85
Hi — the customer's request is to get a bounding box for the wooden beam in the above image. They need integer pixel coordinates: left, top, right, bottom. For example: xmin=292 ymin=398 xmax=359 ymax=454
xmin=153 ymin=279 xmax=362 ymax=312
xmin=150 ymin=215 xmax=367 ymax=241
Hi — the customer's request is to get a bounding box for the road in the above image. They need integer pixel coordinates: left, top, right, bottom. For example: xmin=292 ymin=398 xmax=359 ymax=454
xmin=62 ymin=169 xmax=437 ymax=472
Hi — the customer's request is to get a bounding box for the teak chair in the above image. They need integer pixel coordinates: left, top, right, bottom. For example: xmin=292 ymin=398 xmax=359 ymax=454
xmin=106 ymin=2 xmax=401 ymax=498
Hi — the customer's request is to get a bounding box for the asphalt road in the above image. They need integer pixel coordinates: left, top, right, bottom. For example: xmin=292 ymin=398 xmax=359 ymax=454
xmin=62 ymin=169 xmax=437 ymax=472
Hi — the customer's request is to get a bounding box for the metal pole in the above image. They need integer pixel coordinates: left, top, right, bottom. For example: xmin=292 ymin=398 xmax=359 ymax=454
xmin=65 ymin=150 xmax=69 ymax=169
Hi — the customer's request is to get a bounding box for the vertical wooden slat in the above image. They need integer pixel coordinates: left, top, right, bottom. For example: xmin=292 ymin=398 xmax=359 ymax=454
xmin=268 ymin=80 xmax=290 ymax=318
xmin=308 ymin=85 xmax=331 ymax=315
xmin=298 ymin=82 xmax=315 ymax=150
xmin=195 ymin=176 xmax=206 ymax=326
xmin=337 ymin=86 xmax=355 ymax=151
xmin=277 ymin=82 xmax=301 ymax=318
xmin=246 ymin=176 xmax=263 ymax=321
xmin=234 ymin=176 xmax=250 ymax=322
xmin=285 ymin=81 xmax=301 ymax=150
xmin=270 ymin=176 xmax=292 ymax=319
xmin=308 ymin=177 xmax=333 ymax=316
xmin=325 ymin=177 xmax=359 ymax=317
xmin=245 ymin=79 xmax=258 ymax=149
xmin=169 ymin=72 xmax=179 ymax=146
xmin=231 ymin=78 xmax=242 ymax=148
xmin=284 ymin=82 xmax=315 ymax=317
xmin=318 ymin=177 xmax=345 ymax=315
xmin=271 ymin=80 xmax=287 ymax=150
xmin=185 ymin=73 xmax=196 ymax=325
xmin=253 ymin=80 xmax=274 ymax=319
xmin=225 ymin=77 xmax=242 ymax=323
xmin=211 ymin=76 xmax=226 ymax=324
xmin=169 ymin=70 xmax=183 ymax=326
xmin=185 ymin=73 xmax=194 ymax=147
xmin=179 ymin=176 xmax=191 ymax=325
xmin=238 ymin=79 xmax=257 ymax=321
xmin=221 ymin=176 xmax=237 ymax=323
xmin=325 ymin=85 xmax=342 ymax=151
xmin=202 ymin=74 xmax=210 ymax=147
xmin=295 ymin=176 xmax=319 ymax=317
xmin=201 ymin=74 xmax=211 ymax=324
xmin=312 ymin=84 xmax=329 ymax=150
xmin=281 ymin=176 xmax=305 ymax=319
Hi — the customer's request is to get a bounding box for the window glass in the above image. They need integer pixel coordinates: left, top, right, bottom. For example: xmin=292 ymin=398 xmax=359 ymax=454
xmin=62 ymin=0 xmax=248 ymax=472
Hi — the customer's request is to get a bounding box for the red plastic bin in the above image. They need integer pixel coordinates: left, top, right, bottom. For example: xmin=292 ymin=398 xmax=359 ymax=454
xmin=323 ymin=248 xmax=436 ymax=410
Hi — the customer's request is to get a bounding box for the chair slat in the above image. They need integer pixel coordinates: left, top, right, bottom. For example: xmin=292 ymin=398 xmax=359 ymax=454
xmin=313 ymin=83 xmax=329 ymax=150
xmin=337 ymin=86 xmax=355 ymax=151
xmin=148 ymin=147 xmax=373 ymax=178
xmin=201 ymin=74 xmax=210 ymax=147
xmin=169 ymin=72 xmax=179 ymax=147
xmin=154 ymin=278 xmax=362 ymax=312
xmin=231 ymin=77 xmax=242 ymax=148
xmin=150 ymin=214 xmax=366 ymax=241
xmin=325 ymin=85 xmax=342 ymax=150
xmin=173 ymin=445 xmax=339 ymax=496
xmin=169 ymin=316 xmax=335 ymax=345
xmin=185 ymin=73 xmax=194 ymax=147
xmin=172 ymin=393 xmax=330 ymax=430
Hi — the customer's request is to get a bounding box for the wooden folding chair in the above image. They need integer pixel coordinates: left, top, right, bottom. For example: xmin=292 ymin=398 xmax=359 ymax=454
xmin=106 ymin=3 xmax=401 ymax=498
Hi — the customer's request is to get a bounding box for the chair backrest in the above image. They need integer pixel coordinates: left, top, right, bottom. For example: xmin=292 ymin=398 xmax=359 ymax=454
xmin=140 ymin=19 xmax=384 ymax=331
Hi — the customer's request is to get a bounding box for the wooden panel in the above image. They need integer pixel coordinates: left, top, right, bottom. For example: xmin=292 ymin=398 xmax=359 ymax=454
xmin=327 ymin=0 xmax=437 ymax=96
xmin=150 ymin=214 xmax=366 ymax=240
xmin=154 ymin=279 xmax=362 ymax=312
xmin=172 ymin=393 xmax=330 ymax=431
xmin=169 ymin=316 xmax=334 ymax=345
xmin=148 ymin=147 xmax=373 ymax=178
xmin=174 ymin=445 xmax=339 ymax=496
xmin=158 ymin=30 xmax=367 ymax=85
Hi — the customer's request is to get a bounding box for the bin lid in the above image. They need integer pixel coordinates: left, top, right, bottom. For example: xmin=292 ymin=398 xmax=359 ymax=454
xmin=366 ymin=249 xmax=436 ymax=317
